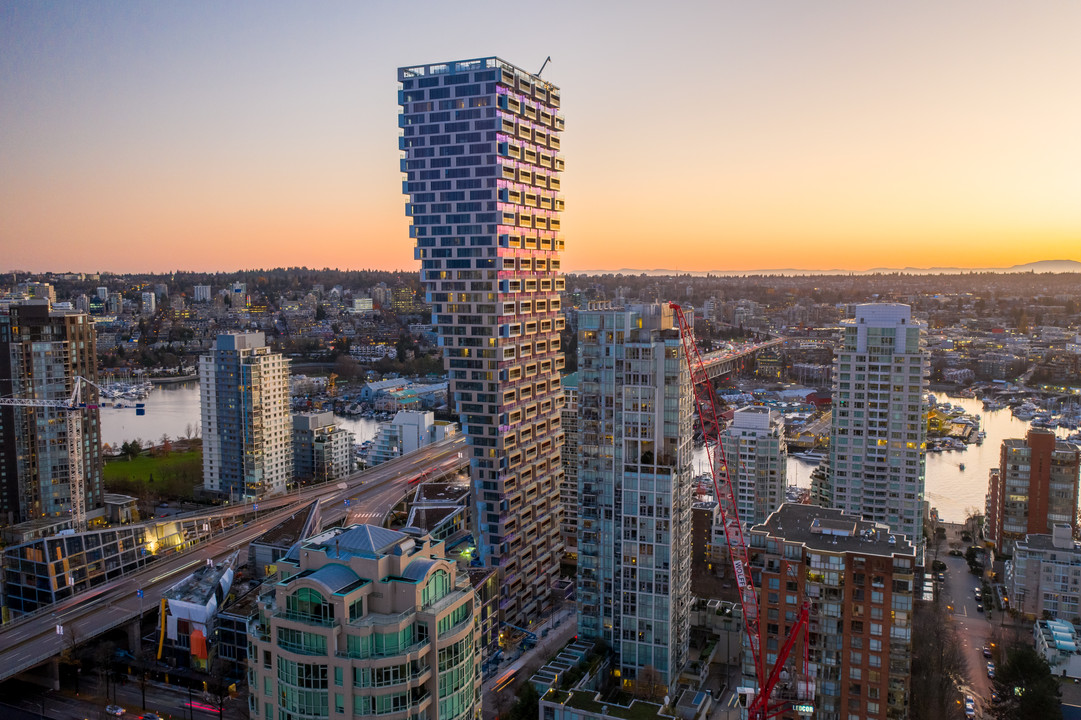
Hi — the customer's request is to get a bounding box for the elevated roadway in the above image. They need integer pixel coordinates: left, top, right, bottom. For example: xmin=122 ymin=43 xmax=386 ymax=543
xmin=0 ymin=434 xmax=468 ymax=683
xmin=700 ymin=338 xmax=785 ymax=382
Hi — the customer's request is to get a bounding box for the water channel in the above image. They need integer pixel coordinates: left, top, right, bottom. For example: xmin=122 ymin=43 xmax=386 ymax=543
xmin=101 ymin=386 xmax=1072 ymax=525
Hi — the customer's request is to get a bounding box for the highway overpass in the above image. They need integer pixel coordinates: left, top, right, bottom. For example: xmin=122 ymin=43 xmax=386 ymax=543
xmin=700 ymin=337 xmax=785 ymax=382
xmin=0 ymin=434 xmax=468 ymax=684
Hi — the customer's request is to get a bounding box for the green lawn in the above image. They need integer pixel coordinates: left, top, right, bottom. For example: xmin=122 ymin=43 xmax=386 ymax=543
xmin=103 ymin=449 xmax=202 ymax=500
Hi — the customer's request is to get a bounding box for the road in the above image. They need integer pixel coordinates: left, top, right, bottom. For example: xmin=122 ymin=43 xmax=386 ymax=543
xmin=940 ymin=551 xmax=994 ymax=714
xmin=0 ymin=434 xmax=467 ymax=683
xmin=5 ymin=675 xmax=241 ymax=720
xmin=480 ymin=610 xmax=578 ymax=720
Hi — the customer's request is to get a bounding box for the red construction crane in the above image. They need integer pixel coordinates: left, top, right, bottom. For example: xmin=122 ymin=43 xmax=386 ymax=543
xmin=670 ymin=304 xmax=811 ymax=720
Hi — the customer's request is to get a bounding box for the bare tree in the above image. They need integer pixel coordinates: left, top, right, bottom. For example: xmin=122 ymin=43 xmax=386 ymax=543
xmin=911 ymin=600 xmax=967 ymax=720
xmin=635 ymin=664 xmax=662 ymax=701
xmin=60 ymin=625 xmax=84 ymax=694
xmin=206 ymin=655 xmax=233 ymax=718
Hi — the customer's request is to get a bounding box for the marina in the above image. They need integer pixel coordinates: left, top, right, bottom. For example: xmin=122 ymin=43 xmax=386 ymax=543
xmin=99 ymin=383 xmax=1077 ymax=525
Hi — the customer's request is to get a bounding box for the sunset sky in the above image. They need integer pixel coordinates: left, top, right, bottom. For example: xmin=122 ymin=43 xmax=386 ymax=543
xmin=2 ymin=1 xmax=1079 ymax=274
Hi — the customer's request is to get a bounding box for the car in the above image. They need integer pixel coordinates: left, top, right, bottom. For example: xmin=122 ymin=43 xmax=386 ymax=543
xmin=991 ymin=690 xmax=1002 ymax=704
xmin=950 ymin=549 xmax=964 ymax=556
xmin=937 ymin=573 xmax=945 ymax=582
xmin=974 ymin=590 xmax=982 ymax=600
xmin=987 ymin=661 xmax=996 ymax=678
xmin=141 ymin=714 xmax=162 ymax=720
xmin=983 ymin=645 xmax=992 ymax=658
xmin=964 ymin=695 xmax=976 ymax=719
xmin=106 ymin=708 xmax=125 ymax=717
xmin=976 ymin=603 xmax=984 ymax=612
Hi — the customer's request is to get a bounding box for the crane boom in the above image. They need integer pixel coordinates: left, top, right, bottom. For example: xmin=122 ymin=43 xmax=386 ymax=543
xmin=670 ymin=304 xmax=809 ymax=719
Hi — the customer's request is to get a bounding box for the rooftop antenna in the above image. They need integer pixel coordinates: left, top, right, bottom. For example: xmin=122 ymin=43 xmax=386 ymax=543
xmin=534 ymin=56 xmax=552 ymax=78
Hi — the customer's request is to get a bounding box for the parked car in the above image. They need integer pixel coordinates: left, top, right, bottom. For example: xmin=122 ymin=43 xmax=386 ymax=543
xmin=105 ymin=707 xmax=125 ymax=717
xmin=987 ymin=661 xmax=996 ymax=678
xmin=983 ymin=645 xmax=992 ymax=658
xmin=976 ymin=603 xmax=984 ymax=613
xmin=964 ymin=695 xmax=976 ymax=719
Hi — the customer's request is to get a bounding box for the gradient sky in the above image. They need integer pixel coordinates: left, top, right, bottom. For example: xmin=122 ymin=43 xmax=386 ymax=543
xmin=2 ymin=1 xmax=1079 ymax=274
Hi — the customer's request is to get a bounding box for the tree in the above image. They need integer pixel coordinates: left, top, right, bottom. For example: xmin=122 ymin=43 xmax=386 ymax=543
xmin=910 ymin=599 xmax=967 ymax=720
xmin=206 ymin=655 xmax=234 ymax=717
xmin=635 ymin=665 xmax=663 ymax=701
xmin=507 ymin=683 xmax=540 ymax=720
xmin=59 ymin=625 xmax=84 ymax=694
xmin=159 ymin=434 xmax=172 ymax=456
xmin=989 ymin=645 xmax=1062 ymax=719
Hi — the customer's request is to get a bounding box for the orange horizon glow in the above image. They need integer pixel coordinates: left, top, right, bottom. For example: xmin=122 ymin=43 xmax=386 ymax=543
xmin=1 ymin=2 xmax=1078 ymax=275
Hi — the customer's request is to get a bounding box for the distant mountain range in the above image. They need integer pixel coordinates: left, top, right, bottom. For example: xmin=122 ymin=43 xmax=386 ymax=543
xmin=572 ymin=259 xmax=1081 ymax=277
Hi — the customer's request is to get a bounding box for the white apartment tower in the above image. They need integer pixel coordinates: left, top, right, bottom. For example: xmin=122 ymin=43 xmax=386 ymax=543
xmin=720 ymin=406 xmax=787 ymax=526
xmin=398 ymin=57 xmax=566 ymax=626
xmin=200 ymin=332 xmax=292 ymax=500
xmin=824 ymin=304 xmax=928 ymax=548
xmin=576 ymin=303 xmax=693 ymax=693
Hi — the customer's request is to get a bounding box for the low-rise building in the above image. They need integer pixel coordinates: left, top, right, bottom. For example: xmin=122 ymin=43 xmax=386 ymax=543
xmin=1007 ymin=523 xmax=1081 ymax=621
xmin=162 ymin=553 xmax=238 ymax=670
xmin=1034 ymin=619 xmax=1081 ymax=679
xmin=369 ymin=411 xmax=456 ymax=466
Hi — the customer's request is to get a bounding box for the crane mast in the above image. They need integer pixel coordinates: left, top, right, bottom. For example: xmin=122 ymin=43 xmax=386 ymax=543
xmin=670 ymin=304 xmax=810 ymax=719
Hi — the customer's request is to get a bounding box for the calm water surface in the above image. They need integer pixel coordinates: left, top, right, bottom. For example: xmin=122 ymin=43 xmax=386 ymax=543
xmin=99 ymin=382 xmax=382 ymax=448
xmin=105 ymin=387 xmax=1068 ymax=524
xmin=695 ymin=396 xmax=1074 ymax=523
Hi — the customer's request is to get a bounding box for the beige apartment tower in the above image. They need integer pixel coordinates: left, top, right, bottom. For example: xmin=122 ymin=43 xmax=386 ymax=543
xmin=248 ymin=525 xmax=480 ymax=720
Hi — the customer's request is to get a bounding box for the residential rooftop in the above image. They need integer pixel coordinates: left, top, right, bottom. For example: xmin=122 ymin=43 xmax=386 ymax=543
xmin=752 ymin=503 xmax=915 ymax=558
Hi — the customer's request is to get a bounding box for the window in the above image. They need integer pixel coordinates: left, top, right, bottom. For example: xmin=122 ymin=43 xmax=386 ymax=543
xmin=286 ymin=587 xmax=334 ymax=624
xmin=349 ymin=597 xmax=364 ymax=621
xmin=423 ymin=569 xmax=451 ymax=606
xmin=277 ymin=627 xmax=327 ymax=656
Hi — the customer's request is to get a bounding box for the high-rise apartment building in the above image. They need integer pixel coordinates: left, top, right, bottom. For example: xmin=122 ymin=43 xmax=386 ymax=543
xmin=747 ymin=504 xmax=915 ymax=720
xmin=816 ymin=304 xmax=928 ymax=548
xmin=193 ymin=285 xmax=212 ymax=303
xmin=200 ymin=332 xmax=292 ymax=500
xmin=577 ymin=303 xmax=693 ymax=692
xmin=986 ymin=429 xmax=1080 ymax=554
xmin=398 ymin=57 xmax=566 ymax=625
xmin=720 ymin=406 xmax=787 ymax=527
xmin=560 ymin=371 xmax=579 ymax=556
xmin=0 ymin=300 xmax=102 ymax=526
xmin=248 ymin=525 xmax=480 ymax=720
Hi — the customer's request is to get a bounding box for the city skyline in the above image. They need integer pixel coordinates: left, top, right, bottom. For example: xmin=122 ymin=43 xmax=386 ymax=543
xmin=3 ymin=1 xmax=1079 ymax=274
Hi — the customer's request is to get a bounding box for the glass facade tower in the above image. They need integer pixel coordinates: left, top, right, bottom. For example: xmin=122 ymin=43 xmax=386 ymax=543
xmin=576 ymin=303 xmax=692 ymax=693
xmin=398 ymin=57 xmax=566 ymax=626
